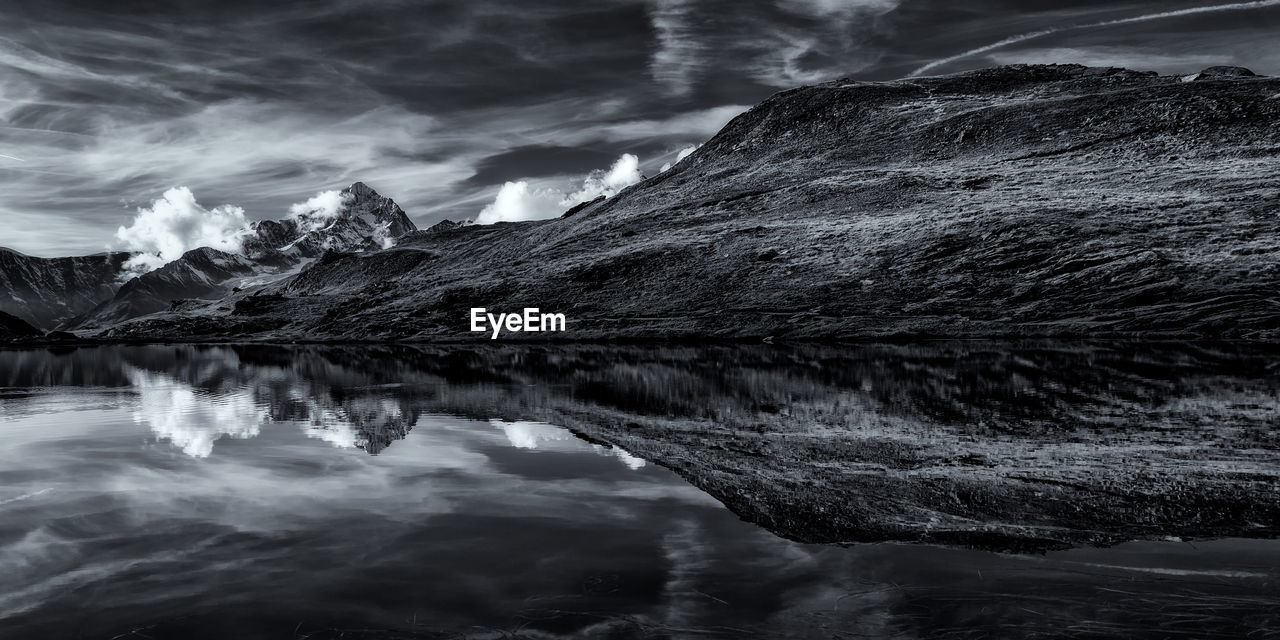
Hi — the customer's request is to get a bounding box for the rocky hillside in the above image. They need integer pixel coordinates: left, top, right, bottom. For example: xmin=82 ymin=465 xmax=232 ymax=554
xmin=71 ymin=182 xmax=416 ymax=329
xmin=0 ymin=247 xmax=129 ymax=329
xmin=86 ymin=65 xmax=1280 ymax=340
xmin=0 ymin=310 xmax=42 ymax=340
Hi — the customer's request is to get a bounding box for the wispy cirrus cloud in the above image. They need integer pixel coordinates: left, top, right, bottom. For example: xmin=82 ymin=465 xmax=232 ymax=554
xmin=642 ymin=0 xmax=903 ymax=92
xmin=909 ymin=0 xmax=1280 ymax=77
xmin=648 ymin=0 xmax=705 ymax=95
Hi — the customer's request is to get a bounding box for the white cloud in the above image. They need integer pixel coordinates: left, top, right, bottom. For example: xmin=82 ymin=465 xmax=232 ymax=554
xmin=287 ymin=189 xmax=352 ymax=233
xmin=79 ymin=101 xmax=439 ymax=191
xmin=565 ymin=153 xmax=643 ymax=203
xmin=475 ymin=181 xmax=568 ymax=225
xmin=660 ymin=145 xmax=698 ymax=172
xmin=371 ymin=221 xmax=396 ymax=250
xmin=475 ymin=153 xmax=648 ymax=225
xmin=114 ymin=187 xmax=251 ymax=275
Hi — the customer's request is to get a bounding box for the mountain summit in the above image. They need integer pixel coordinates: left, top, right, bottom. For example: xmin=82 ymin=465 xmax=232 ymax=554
xmin=67 ymin=182 xmax=417 ymax=329
xmin=242 ymin=182 xmax=416 ymax=262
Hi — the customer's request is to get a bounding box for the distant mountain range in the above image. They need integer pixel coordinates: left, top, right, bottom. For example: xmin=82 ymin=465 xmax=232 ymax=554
xmin=1 ymin=181 xmax=419 ymax=335
xmin=0 ymin=247 xmax=129 ymax=329
xmin=73 ymin=181 xmax=417 ymax=329
xmin=4 ymin=64 xmax=1280 ymax=342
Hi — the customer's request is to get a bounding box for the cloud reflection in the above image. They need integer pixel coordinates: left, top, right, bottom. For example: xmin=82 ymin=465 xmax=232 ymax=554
xmin=125 ymin=367 xmax=264 ymax=458
xmin=494 ymin=419 xmax=646 ymax=469
xmin=123 ymin=363 xmax=424 ymax=457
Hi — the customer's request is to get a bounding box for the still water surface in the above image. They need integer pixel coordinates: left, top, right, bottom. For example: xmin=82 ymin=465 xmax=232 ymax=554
xmin=0 ymin=345 xmax=1276 ymax=639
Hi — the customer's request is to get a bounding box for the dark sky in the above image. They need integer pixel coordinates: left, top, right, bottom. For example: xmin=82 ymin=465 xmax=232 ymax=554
xmin=2 ymin=0 xmax=1279 ymax=256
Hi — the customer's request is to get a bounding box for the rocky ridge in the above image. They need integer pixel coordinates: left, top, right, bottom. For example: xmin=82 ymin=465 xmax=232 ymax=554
xmin=0 ymin=247 xmax=130 ymax=329
xmin=70 ymin=182 xmax=416 ymax=330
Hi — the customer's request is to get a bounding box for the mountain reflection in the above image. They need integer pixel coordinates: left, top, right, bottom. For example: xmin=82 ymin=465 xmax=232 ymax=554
xmin=107 ymin=349 xmax=422 ymax=456
xmin=2 ymin=341 xmax=1277 ymax=551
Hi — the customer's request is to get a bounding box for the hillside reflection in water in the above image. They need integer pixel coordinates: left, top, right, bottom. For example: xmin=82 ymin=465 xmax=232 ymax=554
xmin=0 ymin=343 xmax=1276 ymax=640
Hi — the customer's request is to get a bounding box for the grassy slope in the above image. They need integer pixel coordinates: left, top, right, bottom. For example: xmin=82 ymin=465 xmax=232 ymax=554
xmin=102 ymin=65 xmax=1280 ymax=341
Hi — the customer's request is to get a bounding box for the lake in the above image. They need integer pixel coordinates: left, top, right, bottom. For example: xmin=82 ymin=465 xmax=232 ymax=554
xmin=1 ymin=344 xmax=1277 ymax=639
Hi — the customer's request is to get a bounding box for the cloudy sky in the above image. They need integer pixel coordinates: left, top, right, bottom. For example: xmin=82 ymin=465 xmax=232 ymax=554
xmin=2 ymin=0 xmax=1279 ymax=256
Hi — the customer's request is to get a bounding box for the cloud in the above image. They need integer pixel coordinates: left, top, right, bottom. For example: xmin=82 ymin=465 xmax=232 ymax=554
xmin=77 ymin=101 xmax=442 ymax=198
xmin=649 ymin=0 xmax=704 ymax=95
xmin=126 ymin=367 xmax=265 ymax=458
xmin=371 ymin=222 xmax=396 ymax=250
xmin=909 ymin=0 xmax=1280 ymax=77
xmin=566 ymin=153 xmax=644 ymax=203
xmin=114 ymin=187 xmax=251 ymax=275
xmin=475 ymin=153 xmax=646 ymax=225
xmin=474 ymin=181 xmax=568 ymax=225
xmin=6 ymin=0 xmax=1280 ymax=259
xmin=287 ymin=189 xmax=352 ymax=233
xmin=660 ymin=145 xmax=698 ymax=172
xmin=780 ymin=0 xmax=901 ymax=17
xmin=0 ymin=34 xmax=185 ymax=101
xmin=579 ymin=105 xmax=749 ymax=144
xmin=2 ymin=96 xmax=459 ymax=257
xmin=743 ymin=0 xmax=902 ymax=88
xmin=646 ymin=0 xmax=902 ymax=94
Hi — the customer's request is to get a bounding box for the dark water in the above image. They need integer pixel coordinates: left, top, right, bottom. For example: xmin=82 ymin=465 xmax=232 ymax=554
xmin=0 ymin=344 xmax=1277 ymax=639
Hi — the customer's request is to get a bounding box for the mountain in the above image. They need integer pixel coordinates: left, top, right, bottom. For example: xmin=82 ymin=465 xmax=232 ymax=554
xmin=79 ymin=65 xmax=1280 ymax=340
xmin=239 ymin=181 xmax=416 ymax=262
xmin=0 ymin=247 xmax=130 ymax=329
xmin=0 ymin=309 xmax=42 ymax=340
xmin=71 ymin=182 xmax=417 ymax=330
